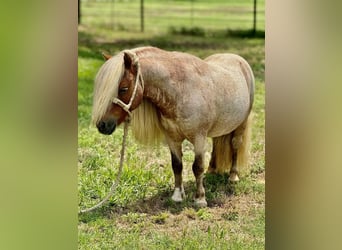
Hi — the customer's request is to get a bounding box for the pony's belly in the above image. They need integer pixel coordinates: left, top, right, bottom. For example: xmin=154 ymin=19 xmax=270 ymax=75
xmin=207 ymin=93 xmax=250 ymax=138
xmin=207 ymin=123 xmax=237 ymax=138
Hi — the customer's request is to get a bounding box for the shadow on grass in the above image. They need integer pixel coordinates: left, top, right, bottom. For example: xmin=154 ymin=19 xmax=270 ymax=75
xmin=78 ymin=27 xmax=265 ymax=57
xmin=79 ymin=30 xmax=226 ymax=58
xmin=169 ymin=26 xmax=265 ymax=39
xmin=79 ymin=173 xmax=238 ymax=223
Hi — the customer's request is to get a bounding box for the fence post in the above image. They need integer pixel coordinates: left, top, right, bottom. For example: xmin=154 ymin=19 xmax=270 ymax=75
xmin=140 ymin=0 xmax=144 ymax=32
xmin=253 ymin=0 xmax=257 ymax=35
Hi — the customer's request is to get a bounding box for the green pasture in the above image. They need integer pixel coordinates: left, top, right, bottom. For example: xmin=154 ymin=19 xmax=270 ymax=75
xmin=78 ymin=1 xmax=265 ymax=248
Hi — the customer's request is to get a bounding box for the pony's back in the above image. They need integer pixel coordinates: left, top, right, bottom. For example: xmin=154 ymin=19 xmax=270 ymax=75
xmin=205 ymin=53 xmax=255 ymax=112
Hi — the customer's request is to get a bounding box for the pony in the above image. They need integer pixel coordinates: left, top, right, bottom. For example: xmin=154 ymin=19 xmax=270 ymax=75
xmin=92 ymin=46 xmax=254 ymax=207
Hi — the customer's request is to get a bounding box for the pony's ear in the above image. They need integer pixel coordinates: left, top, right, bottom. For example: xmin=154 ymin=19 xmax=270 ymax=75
xmin=102 ymin=52 xmax=112 ymax=61
xmin=123 ymin=51 xmax=138 ymax=73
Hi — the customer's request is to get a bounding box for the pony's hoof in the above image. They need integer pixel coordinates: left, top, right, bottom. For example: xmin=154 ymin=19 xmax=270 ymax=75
xmin=229 ymin=173 xmax=239 ymax=182
xmin=171 ymin=187 xmax=185 ymax=202
xmin=194 ymin=198 xmax=207 ymax=208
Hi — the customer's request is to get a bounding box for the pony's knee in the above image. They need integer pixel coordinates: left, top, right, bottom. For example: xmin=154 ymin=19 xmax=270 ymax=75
xmin=171 ymin=152 xmax=183 ymax=175
xmin=192 ymin=154 xmax=204 ymax=177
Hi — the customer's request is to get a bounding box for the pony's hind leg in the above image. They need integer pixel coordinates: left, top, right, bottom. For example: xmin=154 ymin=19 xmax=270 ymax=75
xmin=229 ymin=136 xmax=241 ymax=182
xmin=208 ymin=134 xmax=232 ymax=174
xmin=229 ymin=116 xmax=252 ymax=182
xmin=167 ymin=139 xmax=185 ymax=202
xmin=207 ymin=114 xmax=252 ymax=182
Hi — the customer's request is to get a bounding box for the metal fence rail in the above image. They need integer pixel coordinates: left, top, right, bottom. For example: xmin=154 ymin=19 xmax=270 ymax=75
xmin=80 ymin=0 xmax=265 ymax=33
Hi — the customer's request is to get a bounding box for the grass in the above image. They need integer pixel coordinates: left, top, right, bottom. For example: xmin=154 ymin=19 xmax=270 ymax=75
xmin=78 ymin=1 xmax=264 ymax=248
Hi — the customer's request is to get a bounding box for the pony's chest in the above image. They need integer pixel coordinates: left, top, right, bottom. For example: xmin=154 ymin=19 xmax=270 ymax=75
xmin=160 ymin=115 xmax=185 ymax=141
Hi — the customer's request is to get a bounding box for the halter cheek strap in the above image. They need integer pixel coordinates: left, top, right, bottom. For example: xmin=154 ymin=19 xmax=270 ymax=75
xmin=112 ymin=52 xmax=144 ymax=118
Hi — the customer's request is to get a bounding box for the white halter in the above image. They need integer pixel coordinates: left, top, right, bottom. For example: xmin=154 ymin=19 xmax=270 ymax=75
xmin=112 ymin=51 xmax=144 ymax=117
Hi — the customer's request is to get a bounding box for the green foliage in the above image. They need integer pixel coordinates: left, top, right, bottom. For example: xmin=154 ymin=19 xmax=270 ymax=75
xmin=196 ymin=208 xmax=213 ymax=221
xmin=151 ymin=212 xmax=169 ymax=224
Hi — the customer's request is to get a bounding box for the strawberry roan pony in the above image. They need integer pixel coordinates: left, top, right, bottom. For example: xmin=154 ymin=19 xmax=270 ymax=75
xmin=92 ymin=46 xmax=254 ymax=207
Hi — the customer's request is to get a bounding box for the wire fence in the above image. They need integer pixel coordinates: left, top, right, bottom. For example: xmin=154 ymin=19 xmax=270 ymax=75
xmin=80 ymin=0 xmax=265 ymax=33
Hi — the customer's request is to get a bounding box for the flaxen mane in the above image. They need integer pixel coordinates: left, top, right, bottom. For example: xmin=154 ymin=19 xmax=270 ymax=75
xmin=92 ymin=53 xmax=125 ymax=125
xmin=92 ymin=48 xmax=164 ymax=145
xmin=131 ymin=99 xmax=164 ymax=145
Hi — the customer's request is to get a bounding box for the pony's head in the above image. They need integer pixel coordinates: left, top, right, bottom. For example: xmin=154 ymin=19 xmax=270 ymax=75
xmin=91 ymin=51 xmax=144 ymax=135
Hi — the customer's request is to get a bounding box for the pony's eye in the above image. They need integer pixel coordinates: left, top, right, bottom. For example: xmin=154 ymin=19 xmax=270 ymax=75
xmin=119 ymin=87 xmax=128 ymax=95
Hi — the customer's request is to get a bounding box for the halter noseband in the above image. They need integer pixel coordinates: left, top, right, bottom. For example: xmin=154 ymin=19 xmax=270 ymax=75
xmin=112 ymin=51 xmax=144 ymax=117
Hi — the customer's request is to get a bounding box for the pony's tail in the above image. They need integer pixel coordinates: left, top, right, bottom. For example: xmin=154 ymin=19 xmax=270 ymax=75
xmin=208 ymin=133 xmax=233 ymax=174
xmin=208 ymin=113 xmax=253 ymax=176
xmin=235 ymin=113 xmax=253 ymax=175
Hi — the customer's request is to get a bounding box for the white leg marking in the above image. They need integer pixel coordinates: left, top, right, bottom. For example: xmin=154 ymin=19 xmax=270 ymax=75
xmin=171 ymin=187 xmax=185 ymax=202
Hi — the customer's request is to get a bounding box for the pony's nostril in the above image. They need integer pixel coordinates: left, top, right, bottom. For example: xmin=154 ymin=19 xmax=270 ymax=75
xmin=97 ymin=120 xmax=116 ymax=135
xmin=97 ymin=121 xmax=105 ymax=130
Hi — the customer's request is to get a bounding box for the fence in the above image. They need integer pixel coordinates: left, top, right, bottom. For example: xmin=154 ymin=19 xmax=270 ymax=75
xmin=80 ymin=0 xmax=265 ymax=34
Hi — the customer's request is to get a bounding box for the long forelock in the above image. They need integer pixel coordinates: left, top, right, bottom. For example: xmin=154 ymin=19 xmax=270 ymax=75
xmin=91 ymin=53 xmax=125 ymax=125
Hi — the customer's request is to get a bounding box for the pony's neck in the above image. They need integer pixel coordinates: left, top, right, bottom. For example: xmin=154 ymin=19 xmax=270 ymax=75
xmin=140 ymin=63 xmax=178 ymax=118
xmin=135 ymin=47 xmax=205 ymax=118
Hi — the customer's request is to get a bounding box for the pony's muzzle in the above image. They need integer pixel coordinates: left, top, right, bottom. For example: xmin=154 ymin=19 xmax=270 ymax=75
xmin=96 ymin=120 xmax=116 ymax=135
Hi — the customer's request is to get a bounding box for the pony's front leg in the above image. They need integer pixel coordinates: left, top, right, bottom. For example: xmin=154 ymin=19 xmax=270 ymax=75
xmin=167 ymin=139 xmax=185 ymax=202
xmin=171 ymin=152 xmax=185 ymax=202
xmin=192 ymin=137 xmax=207 ymax=207
xmin=192 ymin=153 xmax=207 ymax=207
